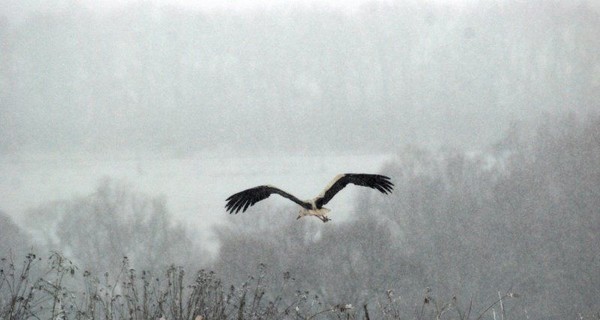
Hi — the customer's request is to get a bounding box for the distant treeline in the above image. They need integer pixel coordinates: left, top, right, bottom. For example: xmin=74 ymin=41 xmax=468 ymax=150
xmin=212 ymin=114 xmax=600 ymax=319
xmin=1 ymin=115 xmax=599 ymax=318
xmin=1 ymin=1 xmax=599 ymax=154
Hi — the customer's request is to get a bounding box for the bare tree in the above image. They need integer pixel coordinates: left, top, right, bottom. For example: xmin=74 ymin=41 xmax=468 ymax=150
xmin=26 ymin=178 xmax=203 ymax=274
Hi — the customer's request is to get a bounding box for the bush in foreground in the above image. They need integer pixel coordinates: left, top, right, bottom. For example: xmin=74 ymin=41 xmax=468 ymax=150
xmin=0 ymin=252 xmax=544 ymax=320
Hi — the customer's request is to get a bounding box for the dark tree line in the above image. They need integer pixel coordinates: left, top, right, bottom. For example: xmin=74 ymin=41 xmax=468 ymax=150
xmin=213 ymin=115 xmax=600 ymax=319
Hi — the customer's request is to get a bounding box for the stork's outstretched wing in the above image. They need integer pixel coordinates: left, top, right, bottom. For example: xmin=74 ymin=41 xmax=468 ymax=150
xmin=315 ymin=174 xmax=394 ymax=208
xmin=225 ymin=185 xmax=311 ymax=214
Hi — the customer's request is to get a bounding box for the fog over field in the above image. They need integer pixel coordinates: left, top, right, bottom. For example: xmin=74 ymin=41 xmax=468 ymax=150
xmin=1 ymin=0 xmax=599 ymax=319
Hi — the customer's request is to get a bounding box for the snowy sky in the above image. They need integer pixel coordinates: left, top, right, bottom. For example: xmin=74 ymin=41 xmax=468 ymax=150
xmin=4 ymin=0 xmax=597 ymax=24
xmin=79 ymin=0 xmax=450 ymax=12
xmin=2 ymin=0 xmax=478 ymax=18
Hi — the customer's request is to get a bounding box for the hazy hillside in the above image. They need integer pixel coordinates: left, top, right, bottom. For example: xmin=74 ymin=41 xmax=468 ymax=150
xmin=213 ymin=115 xmax=600 ymax=319
xmin=1 ymin=1 xmax=598 ymax=155
xmin=1 ymin=1 xmax=599 ymax=319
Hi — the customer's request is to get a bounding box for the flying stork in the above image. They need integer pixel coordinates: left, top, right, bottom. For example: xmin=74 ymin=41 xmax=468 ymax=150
xmin=225 ymin=173 xmax=393 ymax=222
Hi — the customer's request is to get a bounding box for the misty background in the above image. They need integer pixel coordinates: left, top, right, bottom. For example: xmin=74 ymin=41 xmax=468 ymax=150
xmin=1 ymin=0 xmax=599 ymax=319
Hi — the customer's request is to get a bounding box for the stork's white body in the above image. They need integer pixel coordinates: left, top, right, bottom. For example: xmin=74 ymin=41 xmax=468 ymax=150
xmin=297 ymin=200 xmax=331 ymax=222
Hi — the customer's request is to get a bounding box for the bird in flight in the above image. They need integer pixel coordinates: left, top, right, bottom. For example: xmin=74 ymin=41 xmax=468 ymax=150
xmin=225 ymin=173 xmax=393 ymax=222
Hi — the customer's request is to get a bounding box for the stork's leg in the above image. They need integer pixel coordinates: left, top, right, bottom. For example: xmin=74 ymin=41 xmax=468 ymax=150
xmin=319 ymin=215 xmax=331 ymax=223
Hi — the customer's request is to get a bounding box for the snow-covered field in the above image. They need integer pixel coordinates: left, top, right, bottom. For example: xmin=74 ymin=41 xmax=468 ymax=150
xmin=1 ymin=152 xmax=393 ymax=249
